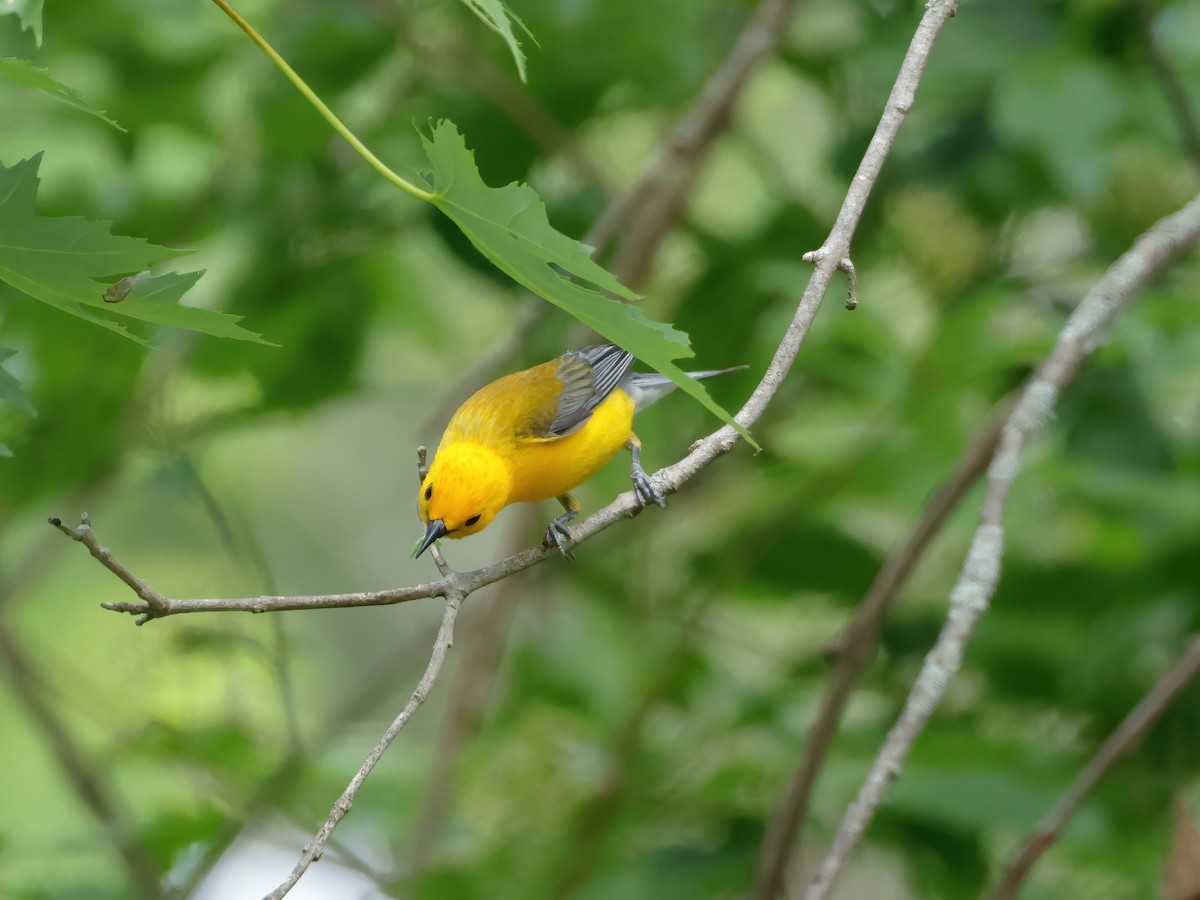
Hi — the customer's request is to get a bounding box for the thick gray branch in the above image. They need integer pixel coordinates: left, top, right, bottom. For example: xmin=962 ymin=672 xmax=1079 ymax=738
xmin=804 ymin=191 xmax=1200 ymax=900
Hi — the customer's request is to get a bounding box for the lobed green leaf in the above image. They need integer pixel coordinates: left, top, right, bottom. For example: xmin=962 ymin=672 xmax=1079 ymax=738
xmin=0 ymin=155 xmax=268 ymax=345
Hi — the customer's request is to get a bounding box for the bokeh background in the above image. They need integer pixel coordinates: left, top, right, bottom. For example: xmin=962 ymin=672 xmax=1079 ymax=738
xmin=2 ymin=0 xmax=1200 ymax=897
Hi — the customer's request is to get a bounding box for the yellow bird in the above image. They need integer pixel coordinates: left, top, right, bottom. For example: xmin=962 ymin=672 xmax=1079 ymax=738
xmin=415 ymin=344 xmax=741 ymax=559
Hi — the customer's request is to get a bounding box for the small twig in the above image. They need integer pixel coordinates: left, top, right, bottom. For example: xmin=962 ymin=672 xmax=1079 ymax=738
xmin=263 ymin=592 xmax=463 ymax=900
xmin=750 ymin=401 xmax=1007 ymax=900
xmin=803 ymin=250 xmax=857 ymax=310
xmin=65 ymin=454 xmax=462 ymax=623
xmin=990 ymin=636 xmax=1200 ymax=900
xmin=840 ymin=258 xmax=858 ymax=310
xmin=48 ymin=513 xmax=167 ymax=624
xmin=417 ymin=446 xmax=453 ymax=577
xmin=804 ymin=190 xmax=1200 ymax=900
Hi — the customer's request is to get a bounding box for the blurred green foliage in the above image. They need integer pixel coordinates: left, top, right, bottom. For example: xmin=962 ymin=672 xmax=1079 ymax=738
xmin=1 ymin=0 xmax=1199 ymax=898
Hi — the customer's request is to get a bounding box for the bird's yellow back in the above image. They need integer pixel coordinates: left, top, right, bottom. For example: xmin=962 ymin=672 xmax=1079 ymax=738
xmin=440 ymin=359 xmax=564 ymax=451
xmin=438 ymin=358 xmax=636 ymax=504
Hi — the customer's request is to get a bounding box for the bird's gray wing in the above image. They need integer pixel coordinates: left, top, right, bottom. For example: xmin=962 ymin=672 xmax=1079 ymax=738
xmin=545 ymin=344 xmax=635 ymax=437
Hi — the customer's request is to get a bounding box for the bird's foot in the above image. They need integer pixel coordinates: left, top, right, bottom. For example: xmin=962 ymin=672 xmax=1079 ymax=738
xmin=543 ymin=515 xmax=577 ymax=561
xmin=631 ymin=463 xmax=666 ymax=509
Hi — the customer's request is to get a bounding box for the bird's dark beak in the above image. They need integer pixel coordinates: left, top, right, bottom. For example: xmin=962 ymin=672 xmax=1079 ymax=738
xmin=414 ymin=518 xmax=448 ymax=558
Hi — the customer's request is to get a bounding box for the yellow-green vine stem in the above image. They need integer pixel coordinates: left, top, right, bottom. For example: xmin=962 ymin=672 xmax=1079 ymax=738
xmin=209 ymin=0 xmax=436 ymax=203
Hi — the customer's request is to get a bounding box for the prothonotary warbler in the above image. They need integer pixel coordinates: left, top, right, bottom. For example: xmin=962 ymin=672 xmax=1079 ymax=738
xmin=415 ymin=344 xmax=742 ymax=559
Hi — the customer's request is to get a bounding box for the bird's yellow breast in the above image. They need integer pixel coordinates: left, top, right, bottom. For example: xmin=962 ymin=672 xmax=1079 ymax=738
xmin=506 ymin=388 xmax=635 ymax=502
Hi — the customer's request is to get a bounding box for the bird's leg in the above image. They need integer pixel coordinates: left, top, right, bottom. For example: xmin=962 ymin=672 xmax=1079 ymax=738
xmin=544 ymin=493 xmax=580 ymax=560
xmin=626 ymin=434 xmax=666 ymax=509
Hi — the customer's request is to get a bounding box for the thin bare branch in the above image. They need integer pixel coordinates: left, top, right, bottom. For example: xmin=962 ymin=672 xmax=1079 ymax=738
xmin=264 ymin=592 xmax=463 ymax=900
xmin=805 ymin=190 xmax=1200 ymax=900
xmin=751 ymin=401 xmax=1007 ymax=900
xmin=417 ymin=446 xmax=455 ymax=577
xmin=989 ymin=636 xmax=1200 ymax=900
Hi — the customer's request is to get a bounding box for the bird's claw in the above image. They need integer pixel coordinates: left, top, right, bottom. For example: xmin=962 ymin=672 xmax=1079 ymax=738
xmin=631 ymin=466 xmax=667 ymax=509
xmin=544 ymin=520 xmax=577 ymax=561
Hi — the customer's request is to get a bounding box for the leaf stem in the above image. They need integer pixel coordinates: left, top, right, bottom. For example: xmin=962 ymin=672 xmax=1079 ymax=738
xmin=208 ymin=0 xmax=436 ymax=203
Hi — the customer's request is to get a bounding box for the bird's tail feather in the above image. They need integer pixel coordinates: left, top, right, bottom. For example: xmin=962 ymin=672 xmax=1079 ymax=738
xmin=623 ymin=365 xmax=747 ymax=412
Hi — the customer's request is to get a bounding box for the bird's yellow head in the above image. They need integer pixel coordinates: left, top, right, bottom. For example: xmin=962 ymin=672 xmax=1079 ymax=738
xmin=414 ymin=442 xmax=512 ymax=557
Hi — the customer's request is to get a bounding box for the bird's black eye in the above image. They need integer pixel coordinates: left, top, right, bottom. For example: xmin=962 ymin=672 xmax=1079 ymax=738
xmin=465 ymin=514 xmax=481 ymax=526
xmin=424 ymin=484 xmax=433 ymax=501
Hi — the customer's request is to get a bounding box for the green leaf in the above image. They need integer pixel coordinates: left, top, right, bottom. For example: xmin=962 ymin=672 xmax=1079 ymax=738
xmin=0 ymin=0 xmax=42 ymax=45
xmin=0 ymin=347 xmax=35 ymax=416
xmin=0 ymin=58 xmax=123 ymax=130
xmin=459 ymin=0 xmax=533 ymax=82
xmin=420 ymin=121 xmax=756 ymax=447
xmin=0 ymin=154 xmax=268 ymax=344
